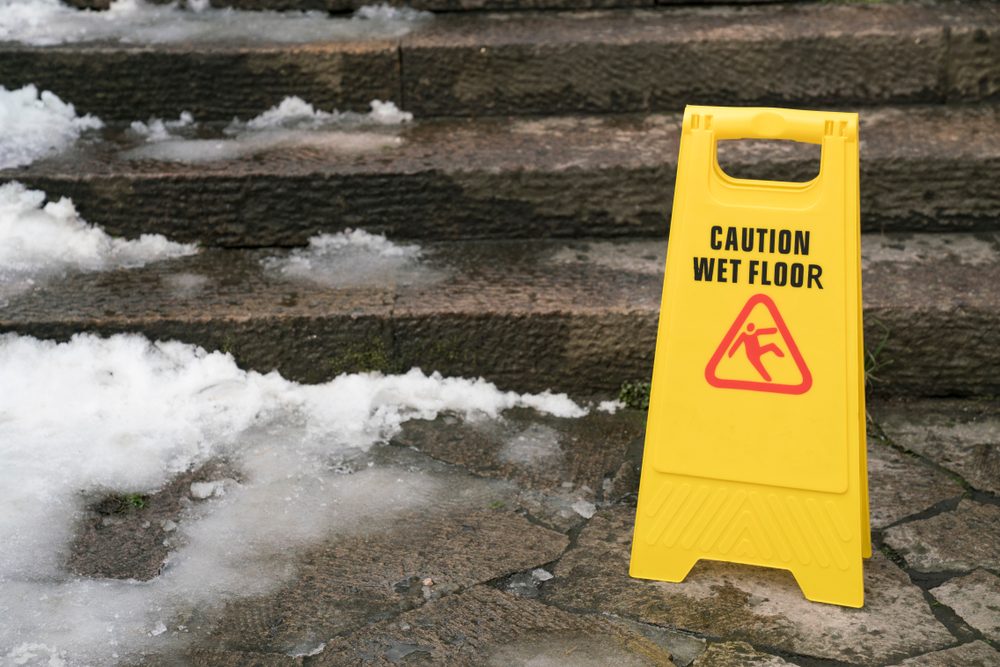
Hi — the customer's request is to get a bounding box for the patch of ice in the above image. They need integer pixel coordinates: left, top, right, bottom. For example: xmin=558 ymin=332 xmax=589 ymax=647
xmin=189 ymin=481 xmax=222 ymax=499
xmin=0 ymin=181 xmax=196 ymax=300
xmin=0 ymin=84 xmax=103 ymax=170
xmin=0 ymin=332 xmax=587 ymax=666
xmin=240 ymin=97 xmax=412 ymax=132
xmin=497 ymin=424 xmax=564 ymax=465
xmin=532 ymin=568 xmax=553 ymax=581
xmin=129 ymin=111 xmax=194 ymax=143
xmin=263 ymin=229 xmax=442 ymax=289
xmin=597 ymin=399 xmax=625 ymax=414
xmin=122 ymin=98 xmax=410 ymax=163
xmin=572 ymin=499 xmax=596 ymax=519
xmin=485 ymin=633 xmax=653 ymax=666
xmin=0 ymin=0 xmax=433 ymax=47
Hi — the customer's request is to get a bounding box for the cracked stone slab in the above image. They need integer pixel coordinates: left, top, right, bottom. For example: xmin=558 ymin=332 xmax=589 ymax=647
xmin=883 ymin=500 xmax=1000 ymax=573
xmin=543 ymin=507 xmax=954 ymax=665
xmin=199 ymin=507 xmax=568 ymax=655
xmin=874 ymin=399 xmax=1000 ymax=495
xmin=887 ymin=641 xmax=1000 ymax=667
xmin=312 ymin=585 xmax=674 ymax=666
xmin=691 ymin=641 xmax=795 ymax=667
xmin=391 ymin=408 xmax=645 ymax=495
xmin=867 ymin=437 xmax=963 ymax=530
xmin=614 ymin=616 xmax=706 ymax=667
xmin=930 ymin=570 xmax=1000 ymax=642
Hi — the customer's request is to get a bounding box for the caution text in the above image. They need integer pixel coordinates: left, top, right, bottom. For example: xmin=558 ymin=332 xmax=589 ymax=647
xmin=694 ymin=226 xmax=824 ymax=289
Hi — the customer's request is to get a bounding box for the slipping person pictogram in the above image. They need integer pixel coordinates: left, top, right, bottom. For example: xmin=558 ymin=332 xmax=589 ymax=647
xmin=705 ymin=293 xmax=811 ymax=395
xmin=728 ymin=323 xmax=784 ymax=382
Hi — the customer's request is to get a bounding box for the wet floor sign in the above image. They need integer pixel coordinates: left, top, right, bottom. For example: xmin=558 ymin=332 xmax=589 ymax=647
xmin=630 ymin=106 xmax=869 ymax=608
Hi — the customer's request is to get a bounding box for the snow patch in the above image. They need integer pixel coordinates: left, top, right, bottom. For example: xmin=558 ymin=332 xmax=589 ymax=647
xmin=0 ymin=0 xmax=433 ymax=46
xmin=597 ymin=399 xmax=625 ymax=414
xmin=0 ymin=332 xmax=586 ymax=666
xmin=262 ymin=229 xmax=440 ymax=289
xmin=123 ymin=98 xmax=410 ymax=163
xmin=0 ymin=182 xmax=196 ymax=300
xmin=0 ymin=84 xmax=103 ymax=170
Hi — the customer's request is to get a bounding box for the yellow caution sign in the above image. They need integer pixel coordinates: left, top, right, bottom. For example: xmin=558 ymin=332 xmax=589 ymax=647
xmin=630 ymin=106 xmax=869 ymax=608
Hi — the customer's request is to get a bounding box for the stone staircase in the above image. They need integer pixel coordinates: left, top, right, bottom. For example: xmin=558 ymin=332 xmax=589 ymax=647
xmin=3 ymin=2 xmax=1000 ymax=665
xmin=2 ymin=0 xmax=999 ymax=398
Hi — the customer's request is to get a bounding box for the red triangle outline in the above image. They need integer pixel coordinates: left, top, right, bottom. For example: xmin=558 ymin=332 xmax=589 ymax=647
xmin=705 ymin=293 xmax=812 ymax=395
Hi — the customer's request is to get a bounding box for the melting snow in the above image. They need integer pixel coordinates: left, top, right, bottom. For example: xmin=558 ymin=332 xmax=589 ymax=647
xmin=0 ymin=181 xmax=196 ymax=301
xmin=0 ymin=332 xmax=586 ymax=665
xmin=0 ymin=84 xmax=103 ymax=170
xmin=262 ymin=228 xmax=438 ymax=289
xmin=123 ymin=98 xmax=411 ymax=163
xmin=0 ymin=0 xmax=433 ymax=46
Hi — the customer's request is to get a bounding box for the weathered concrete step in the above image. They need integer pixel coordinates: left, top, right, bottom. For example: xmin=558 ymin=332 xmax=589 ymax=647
xmin=3 ymin=232 xmax=1000 ymax=398
xmin=7 ymin=106 xmax=999 ymax=246
xmin=2 ymin=2 xmax=996 ymax=121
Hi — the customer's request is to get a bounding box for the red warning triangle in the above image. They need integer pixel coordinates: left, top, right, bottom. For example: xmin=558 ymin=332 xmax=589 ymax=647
xmin=705 ymin=294 xmax=812 ymax=395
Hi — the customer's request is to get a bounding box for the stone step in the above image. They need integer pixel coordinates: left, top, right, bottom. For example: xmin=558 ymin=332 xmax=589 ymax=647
xmin=64 ymin=0 xmax=803 ymax=12
xmin=6 ymin=106 xmax=999 ymax=247
xmin=2 ymin=2 xmax=996 ymax=121
xmin=2 ymin=232 xmax=998 ymax=399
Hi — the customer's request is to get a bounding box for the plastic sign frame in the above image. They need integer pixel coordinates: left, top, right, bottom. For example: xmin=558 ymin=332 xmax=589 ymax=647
xmin=629 ymin=106 xmax=869 ymax=608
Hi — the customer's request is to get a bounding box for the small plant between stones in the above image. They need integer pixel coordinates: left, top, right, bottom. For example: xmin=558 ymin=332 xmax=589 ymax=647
xmin=618 ymin=380 xmax=651 ymax=410
xmin=96 ymin=493 xmax=150 ymax=516
xmin=864 ymin=318 xmax=893 ymax=388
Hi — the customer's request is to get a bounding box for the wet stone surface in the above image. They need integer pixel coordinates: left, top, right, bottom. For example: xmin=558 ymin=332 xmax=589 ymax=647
xmin=930 ymin=570 xmax=1000 ymax=642
xmin=24 ymin=401 xmax=1000 ymax=666
xmin=874 ymin=399 xmax=1000 ymax=496
xmin=887 ymin=641 xmax=1000 ymax=667
xmin=69 ymin=461 xmax=242 ymax=581
xmin=391 ymin=407 xmax=645 ymax=495
xmin=883 ymin=500 xmax=1000 ymax=573
xmin=543 ymin=507 xmax=955 ymax=666
xmin=314 ymin=585 xmax=673 ymax=666
xmin=690 ymin=641 xmax=794 ymax=667
xmin=866 ymin=436 xmax=964 ymax=530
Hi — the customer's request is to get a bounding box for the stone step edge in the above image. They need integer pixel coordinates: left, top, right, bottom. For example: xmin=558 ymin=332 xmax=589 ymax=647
xmin=1 ymin=2 xmax=996 ymax=120
xmin=1 ymin=233 xmax=998 ymax=399
xmin=6 ymin=105 xmax=999 ymax=247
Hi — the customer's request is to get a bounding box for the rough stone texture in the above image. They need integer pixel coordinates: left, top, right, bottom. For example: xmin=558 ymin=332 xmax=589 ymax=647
xmin=401 ymin=4 xmax=953 ymax=116
xmin=873 ymin=399 xmax=1000 ymax=494
xmin=888 ymin=641 xmax=1000 ymax=667
xmin=944 ymin=4 xmax=1000 ymax=104
xmin=391 ymin=408 xmax=645 ymax=494
xmin=0 ymin=241 xmax=662 ymax=396
xmin=4 ymin=5 xmax=998 ymax=120
xmin=614 ymin=617 xmax=706 ymax=667
xmin=65 ymin=0 xmax=801 ymax=11
xmin=0 ymin=43 xmax=400 ymax=122
xmin=200 ymin=507 xmax=568 ymax=655
xmin=930 ymin=570 xmax=1000 ymax=642
xmin=8 ymin=108 xmax=1000 ymax=248
xmin=866 ymin=437 xmax=963 ymax=530
xmin=691 ymin=642 xmax=794 ymax=667
xmin=68 ymin=462 xmax=241 ymax=581
xmin=544 ymin=507 xmax=955 ymax=666
xmin=5 ymin=107 xmax=999 ymax=246
xmin=313 ymin=585 xmax=674 ymax=665
xmin=883 ymin=500 xmax=1000 ymax=573
xmin=5 ymin=234 xmax=1000 ymax=396
xmin=862 ymin=234 xmax=1000 ymax=398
